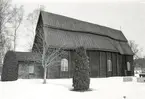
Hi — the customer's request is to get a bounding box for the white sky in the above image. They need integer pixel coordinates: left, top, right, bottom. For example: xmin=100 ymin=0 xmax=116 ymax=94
xmin=12 ymin=0 xmax=145 ymax=57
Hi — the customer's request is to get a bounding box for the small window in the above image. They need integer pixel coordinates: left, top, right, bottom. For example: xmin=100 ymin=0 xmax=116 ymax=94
xmin=61 ymin=58 xmax=68 ymax=71
xmin=107 ymin=60 xmax=112 ymax=71
xmin=29 ymin=65 xmax=34 ymax=73
xmin=127 ymin=62 xmax=131 ymax=71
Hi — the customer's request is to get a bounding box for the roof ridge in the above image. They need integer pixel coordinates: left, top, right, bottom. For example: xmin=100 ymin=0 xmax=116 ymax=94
xmin=40 ymin=10 xmax=121 ymax=32
xmin=40 ymin=11 xmax=127 ymax=42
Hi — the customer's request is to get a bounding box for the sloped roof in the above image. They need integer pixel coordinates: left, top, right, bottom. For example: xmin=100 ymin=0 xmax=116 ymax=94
xmin=40 ymin=11 xmax=127 ymax=42
xmin=34 ymin=11 xmax=133 ymax=55
xmin=15 ymin=52 xmax=41 ymax=62
xmin=43 ymin=28 xmax=117 ymax=52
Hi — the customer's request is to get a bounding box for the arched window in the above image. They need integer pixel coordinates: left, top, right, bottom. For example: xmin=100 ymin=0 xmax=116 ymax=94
xmin=107 ymin=60 xmax=112 ymax=71
xmin=61 ymin=58 xmax=68 ymax=71
xmin=127 ymin=62 xmax=131 ymax=71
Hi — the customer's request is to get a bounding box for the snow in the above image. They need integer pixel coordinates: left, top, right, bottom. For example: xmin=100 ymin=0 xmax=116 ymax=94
xmin=1 ymin=77 xmax=145 ymax=99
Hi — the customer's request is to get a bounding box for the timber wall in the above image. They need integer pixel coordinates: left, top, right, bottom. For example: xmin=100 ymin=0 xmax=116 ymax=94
xmin=45 ymin=50 xmax=133 ymax=78
xmin=18 ymin=50 xmax=133 ymax=79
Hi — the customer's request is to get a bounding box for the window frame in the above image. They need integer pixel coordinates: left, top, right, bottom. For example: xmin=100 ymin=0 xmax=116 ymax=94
xmin=107 ymin=59 xmax=112 ymax=72
xmin=127 ymin=62 xmax=131 ymax=71
xmin=61 ymin=58 xmax=68 ymax=72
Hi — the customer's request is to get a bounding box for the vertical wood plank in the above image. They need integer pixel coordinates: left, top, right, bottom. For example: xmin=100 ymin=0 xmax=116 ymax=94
xmin=116 ymin=54 xmax=119 ymax=76
xmin=112 ymin=53 xmax=117 ymax=76
xmin=122 ymin=55 xmax=126 ymax=76
xmin=100 ymin=51 xmax=107 ymax=77
xmin=89 ymin=51 xmax=100 ymax=77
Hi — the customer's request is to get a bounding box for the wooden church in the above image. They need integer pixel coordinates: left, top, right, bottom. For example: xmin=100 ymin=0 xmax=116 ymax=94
xmin=31 ymin=11 xmax=134 ymax=78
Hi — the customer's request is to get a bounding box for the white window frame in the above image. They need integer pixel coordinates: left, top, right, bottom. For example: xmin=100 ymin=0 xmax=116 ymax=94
xmin=61 ymin=58 xmax=68 ymax=71
xmin=107 ymin=60 xmax=112 ymax=71
xmin=127 ymin=62 xmax=131 ymax=71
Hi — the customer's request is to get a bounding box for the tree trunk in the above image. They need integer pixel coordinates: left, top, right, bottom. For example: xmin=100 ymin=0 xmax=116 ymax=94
xmin=14 ymin=29 xmax=16 ymax=51
xmin=43 ymin=66 xmax=47 ymax=84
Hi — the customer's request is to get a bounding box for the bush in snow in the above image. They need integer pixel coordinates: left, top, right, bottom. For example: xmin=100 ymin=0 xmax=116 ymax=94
xmin=1 ymin=51 xmax=18 ymax=81
xmin=73 ymin=46 xmax=90 ymax=91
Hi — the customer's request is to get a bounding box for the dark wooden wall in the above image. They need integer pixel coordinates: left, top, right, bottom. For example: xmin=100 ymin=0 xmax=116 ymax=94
xmin=88 ymin=51 xmax=100 ymax=77
xmin=45 ymin=50 xmax=134 ymax=78
xmin=112 ymin=53 xmax=117 ymax=76
xmin=118 ymin=54 xmax=122 ymax=76
xmin=18 ymin=50 xmax=133 ymax=79
xmin=124 ymin=55 xmax=134 ymax=76
xmin=18 ymin=62 xmax=43 ymax=79
xmin=99 ymin=52 xmax=107 ymax=77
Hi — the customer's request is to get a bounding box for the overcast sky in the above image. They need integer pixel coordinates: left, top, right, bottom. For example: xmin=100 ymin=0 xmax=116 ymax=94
xmin=12 ymin=0 xmax=145 ymax=57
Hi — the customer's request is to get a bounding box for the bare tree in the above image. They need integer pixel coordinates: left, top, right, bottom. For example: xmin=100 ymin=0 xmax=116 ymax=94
xmin=0 ymin=0 xmax=12 ymax=33
xmin=26 ymin=9 xmax=39 ymax=36
xmin=0 ymin=0 xmax=24 ymax=65
xmin=24 ymin=6 xmax=62 ymax=83
xmin=26 ymin=6 xmax=64 ymax=84
xmin=25 ymin=6 xmax=45 ymax=51
xmin=34 ymin=26 xmax=65 ymax=84
xmin=128 ymin=40 xmax=143 ymax=59
xmin=8 ymin=5 xmax=24 ymax=51
xmin=0 ymin=0 xmax=13 ymax=64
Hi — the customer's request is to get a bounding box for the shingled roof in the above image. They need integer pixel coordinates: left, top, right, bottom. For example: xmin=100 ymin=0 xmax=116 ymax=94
xmin=34 ymin=11 xmax=133 ymax=55
xmin=40 ymin=11 xmax=127 ymax=42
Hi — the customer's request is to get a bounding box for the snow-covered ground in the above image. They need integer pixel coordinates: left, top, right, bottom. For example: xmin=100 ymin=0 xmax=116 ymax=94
xmin=1 ymin=77 xmax=145 ymax=99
